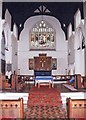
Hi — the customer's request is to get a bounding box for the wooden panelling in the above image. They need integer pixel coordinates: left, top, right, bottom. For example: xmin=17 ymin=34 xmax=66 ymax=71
xmin=74 ymin=74 xmax=82 ymax=89
xmin=0 ymin=98 xmax=24 ymax=118
xmin=29 ymin=54 xmax=57 ymax=71
xmin=34 ymin=56 xmax=52 ymax=71
xmin=66 ymin=98 xmax=86 ymax=119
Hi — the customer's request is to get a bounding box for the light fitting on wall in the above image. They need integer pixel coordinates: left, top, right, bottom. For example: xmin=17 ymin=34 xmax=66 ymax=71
xmin=82 ymin=35 xmax=85 ymax=49
xmin=5 ymin=47 xmax=9 ymax=51
xmin=68 ymin=49 xmax=70 ymax=56
xmin=15 ymin=52 xmax=17 ymax=56
xmin=77 ymin=46 xmax=81 ymax=50
xmin=78 ymin=27 xmax=85 ymax=50
xmin=68 ymin=52 xmax=70 ymax=56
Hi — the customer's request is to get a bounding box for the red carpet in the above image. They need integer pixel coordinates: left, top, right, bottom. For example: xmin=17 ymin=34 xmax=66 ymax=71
xmin=27 ymin=86 xmax=62 ymax=106
xmin=25 ymin=86 xmax=67 ymax=119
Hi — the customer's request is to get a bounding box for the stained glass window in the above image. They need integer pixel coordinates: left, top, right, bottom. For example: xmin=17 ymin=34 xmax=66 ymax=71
xmin=30 ymin=20 xmax=56 ymax=50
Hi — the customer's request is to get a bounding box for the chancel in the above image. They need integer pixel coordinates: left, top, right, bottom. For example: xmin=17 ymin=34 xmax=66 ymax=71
xmin=0 ymin=1 xmax=86 ymax=119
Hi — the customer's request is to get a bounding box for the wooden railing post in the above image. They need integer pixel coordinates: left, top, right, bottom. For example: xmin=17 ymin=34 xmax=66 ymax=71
xmin=11 ymin=74 xmax=18 ymax=90
xmin=0 ymin=73 xmax=3 ymax=89
xmin=66 ymin=98 xmax=72 ymax=118
xmin=74 ymin=74 xmax=82 ymax=89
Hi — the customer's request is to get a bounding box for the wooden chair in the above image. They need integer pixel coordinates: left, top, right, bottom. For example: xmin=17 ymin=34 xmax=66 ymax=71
xmin=0 ymin=98 xmax=24 ymax=118
xmin=66 ymin=98 xmax=86 ymax=119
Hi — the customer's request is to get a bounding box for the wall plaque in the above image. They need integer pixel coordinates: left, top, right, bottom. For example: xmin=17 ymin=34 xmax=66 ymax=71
xmin=52 ymin=58 xmax=57 ymax=70
xmin=29 ymin=59 xmax=34 ymax=70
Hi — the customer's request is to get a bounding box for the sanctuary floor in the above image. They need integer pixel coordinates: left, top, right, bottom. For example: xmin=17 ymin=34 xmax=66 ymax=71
xmin=1 ymin=83 xmax=86 ymax=93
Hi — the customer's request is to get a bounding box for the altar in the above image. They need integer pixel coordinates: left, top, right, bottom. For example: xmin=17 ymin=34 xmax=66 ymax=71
xmin=34 ymin=70 xmax=53 ymax=88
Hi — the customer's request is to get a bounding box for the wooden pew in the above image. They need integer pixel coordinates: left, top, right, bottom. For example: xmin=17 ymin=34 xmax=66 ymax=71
xmin=74 ymin=74 xmax=86 ymax=89
xmin=0 ymin=98 xmax=24 ymax=118
xmin=0 ymin=74 xmax=10 ymax=90
xmin=11 ymin=74 xmax=18 ymax=90
xmin=0 ymin=74 xmax=4 ymax=89
xmin=82 ymin=76 xmax=86 ymax=89
xmin=66 ymin=98 xmax=86 ymax=119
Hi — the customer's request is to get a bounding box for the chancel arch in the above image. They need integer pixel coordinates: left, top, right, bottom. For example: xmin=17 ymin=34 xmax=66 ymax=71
xmin=18 ymin=15 xmax=67 ymax=75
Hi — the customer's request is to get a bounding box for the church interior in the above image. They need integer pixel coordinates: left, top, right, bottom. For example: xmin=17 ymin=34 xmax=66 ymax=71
xmin=0 ymin=1 xmax=86 ymax=119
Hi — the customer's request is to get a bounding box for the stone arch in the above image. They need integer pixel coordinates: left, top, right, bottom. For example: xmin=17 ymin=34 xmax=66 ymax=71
xmin=18 ymin=15 xmax=68 ymax=75
xmin=19 ymin=15 xmax=66 ymax=41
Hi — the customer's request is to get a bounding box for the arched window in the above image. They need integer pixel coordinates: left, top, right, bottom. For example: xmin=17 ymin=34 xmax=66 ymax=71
xmin=30 ymin=20 xmax=56 ymax=50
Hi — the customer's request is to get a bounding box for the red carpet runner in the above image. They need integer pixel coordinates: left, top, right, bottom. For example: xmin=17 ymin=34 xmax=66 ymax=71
xmin=25 ymin=86 xmax=67 ymax=119
xmin=28 ymin=86 xmax=62 ymax=106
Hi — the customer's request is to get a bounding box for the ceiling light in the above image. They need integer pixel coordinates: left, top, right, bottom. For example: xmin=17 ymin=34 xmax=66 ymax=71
xmin=19 ymin=24 xmax=22 ymax=27
xmin=63 ymin=23 xmax=66 ymax=27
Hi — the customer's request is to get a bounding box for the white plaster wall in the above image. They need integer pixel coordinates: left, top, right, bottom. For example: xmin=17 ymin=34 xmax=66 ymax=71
xmin=0 ymin=17 xmax=2 ymax=73
xmin=1 ymin=31 xmax=5 ymax=61
xmin=67 ymin=23 xmax=72 ymax=38
xmin=13 ymin=23 xmax=18 ymax=40
xmin=0 ymin=19 xmax=6 ymax=73
xmin=84 ymin=9 xmax=86 ymax=76
xmin=11 ymin=33 xmax=18 ymax=74
xmin=74 ymin=9 xmax=81 ymax=30
xmin=68 ymin=33 xmax=75 ymax=75
xmin=75 ymin=50 xmax=81 ymax=74
xmin=0 ymin=1 xmax=2 ymax=18
xmin=84 ymin=1 xmax=86 ymax=75
xmin=1 ymin=19 xmax=18 ymax=74
xmin=68 ymin=34 xmax=75 ymax=65
xmin=4 ymin=23 xmax=12 ymax=64
xmin=18 ymin=15 xmax=68 ymax=75
xmin=5 ymin=9 xmax=11 ymax=30
xmin=74 ymin=22 xmax=85 ymax=76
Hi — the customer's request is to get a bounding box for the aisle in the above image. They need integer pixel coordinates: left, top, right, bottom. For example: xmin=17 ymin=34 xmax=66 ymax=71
xmin=25 ymin=86 xmax=67 ymax=119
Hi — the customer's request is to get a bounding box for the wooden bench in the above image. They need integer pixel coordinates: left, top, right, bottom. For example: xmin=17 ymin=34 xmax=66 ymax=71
xmin=82 ymin=76 xmax=86 ymax=89
xmin=0 ymin=74 xmax=10 ymax=90
xmin=66 ymin=98 xmax=86 ymax=119
xmin=0 ymin=98 xmax=24 ymax=118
